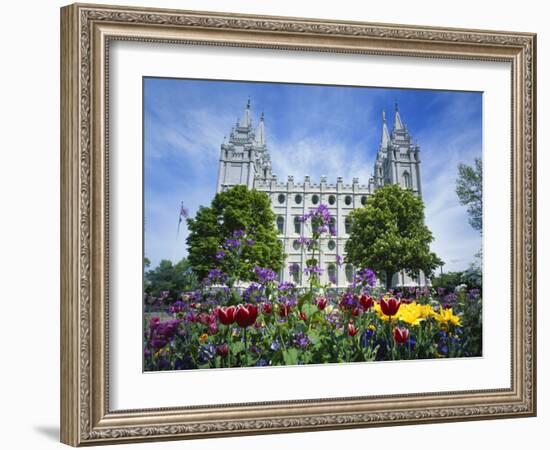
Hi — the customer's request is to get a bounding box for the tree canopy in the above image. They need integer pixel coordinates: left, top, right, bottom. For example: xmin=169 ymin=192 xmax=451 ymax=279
xmin=144 ymin=257 xmax=198 ymax=302
xmin=186 ymin=185 xmax=285 ymax=281
xmin=345 ymin=184 xmax=442 ymax=290
xmin=456 ymin=158 xmax=482 ymax=233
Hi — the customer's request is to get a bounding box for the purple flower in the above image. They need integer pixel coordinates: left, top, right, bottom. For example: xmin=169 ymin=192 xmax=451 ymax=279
xmin=304 ymin=265 xmax=323 ymax=276
xmin=232 ymin=229 xmax=245 ymax=238
xmin=289 ymin=263 xmax=300 ymax=275
xmin=277 ymin=281 xmax=296 ymax=292
xmin=437 ymin=287 xmax=446 ymax=297
xmin=468 ymin=288 xmax=481 ymax=299
xmin=294 ymin=332 xmax=310 ymax=349
xmin=335 ymin=255 xmax=343 ymax=267
xmin=168 ymin=300 xmax=184 ymax=314
xmin=254 ymin=266 xmax=277 ymax=284
xmin=204 ymin=268 xmax=227 ymax=285
xmin=270 ymin=340 xmax=281 ymax=351
xmin=246 ymin=239 xmax=255 ymax=246
xmin=353 ymin=268 xmax=377 ymax=287
xmin=215 ymin=250 xmax=226 ymax=260
xmin=224 ymin=238 xmax=241 ymax=248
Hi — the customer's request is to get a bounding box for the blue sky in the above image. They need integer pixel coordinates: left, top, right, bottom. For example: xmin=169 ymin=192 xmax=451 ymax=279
xmin=144 ymin=77 xmax=482 ymax=273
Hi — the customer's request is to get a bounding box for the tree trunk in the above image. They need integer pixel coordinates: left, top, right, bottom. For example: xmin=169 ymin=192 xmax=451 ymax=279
xmin=385 ymin=271 xmax=394 ymax=292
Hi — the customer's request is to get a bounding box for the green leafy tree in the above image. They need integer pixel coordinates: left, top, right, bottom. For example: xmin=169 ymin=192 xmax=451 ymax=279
xmin=345 ymin=184 xmax=442 ymax=291
xmin=456 ymin=158 xmax=482 ymax=233
xmin=144 ymin=257 xmax=199 ymax=301
xmin=186 ymin=185 xmax=284 ymax=281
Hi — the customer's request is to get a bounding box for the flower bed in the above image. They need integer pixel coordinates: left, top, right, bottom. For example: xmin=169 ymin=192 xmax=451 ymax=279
xmin=143 ymin=204 xmax=482 ymax=371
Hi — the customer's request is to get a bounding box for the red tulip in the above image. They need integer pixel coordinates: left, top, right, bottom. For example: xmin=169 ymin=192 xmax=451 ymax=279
xmin=316 ymin=297 xmax=328 ymax=311
xmin=262 ymin=302 xmax=273 ymax=314
xmin=216 ymin=344 xmax=228 ymax=356
xmin=278 ymin=304 xmax=291 ymax=318
xmin=359 ymin=295 xmax=374 ymax=310
xmin=347 ymin=322 xmax=359 ymax=337
xmin=218 ymin=306 xmax=236 ymax=325
xmin=299 ymin=311 xmax=307 ymax=321
xmin=352 ymin=307 xmax=361 ymax=317
xmin=393 ymin=327 xmax=409 ymax=344
xmin=380 ymin=297 xmax=401 ymax=317
xmin=235 ymin=304 xmax=258 ymax=327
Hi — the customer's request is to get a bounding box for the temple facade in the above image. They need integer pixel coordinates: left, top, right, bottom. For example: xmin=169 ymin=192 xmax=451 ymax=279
xmin=216 ymin=100 xmax=427 ymax=288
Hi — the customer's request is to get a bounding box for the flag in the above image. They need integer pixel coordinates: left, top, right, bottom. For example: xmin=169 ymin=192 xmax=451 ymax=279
xmin=178 ymin=201 xmax=188 ymax=225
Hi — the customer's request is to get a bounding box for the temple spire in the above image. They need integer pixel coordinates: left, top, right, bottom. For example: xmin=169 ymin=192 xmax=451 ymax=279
xmin=381 ymin=110 xmax=390 ymax=148
xmin=256 ymin=111 xmax=266 ymax=145
xmin=394 ymin=102 xmax=404 ymax=131
xmin=240 ymin=97 xmax=252 ymax=128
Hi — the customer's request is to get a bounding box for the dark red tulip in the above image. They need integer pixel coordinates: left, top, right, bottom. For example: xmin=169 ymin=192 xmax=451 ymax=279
xmin=393 ymin=327 xmax=410 ymax=344
xmin=316 ymin=297 xmax=328 ymax=311
xmin=380 ymin=297 xmax=401 ymax=317
xmin=235 ymin=304 xmax=258 ymax=328
xmin=218 ymin=306 xmax=236 ymax=325
xmin=299 ymin=311 xmax=307 ymax=321
xmin=278 ymin=304 xmax=291 ymax=318
xmin=352 ymin=307 xmax=361 ymax=317
xmin=262 ymin=302 xmax=273 ymax=314
xmin=216 ymin=344 xmax=228 ymax=356
xmin=359 ymin=295 xmax=374 ymax=310
xmin=347 ymin=322 xmax=359 ymax=337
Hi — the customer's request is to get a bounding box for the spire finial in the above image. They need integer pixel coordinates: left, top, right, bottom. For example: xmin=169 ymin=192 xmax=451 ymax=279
xmin=382 ymin=110 xmax=386 ymax=123
xmin=260 ymin=111 xmax=264 ymax=121
xmin=395 ymin=101 xmax=399 ymax=112
xmin=247 ymin=97 xmax=251 ymax=109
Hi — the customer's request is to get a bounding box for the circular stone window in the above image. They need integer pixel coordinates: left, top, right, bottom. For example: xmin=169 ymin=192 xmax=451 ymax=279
xmin=328 ymin=195 xmax=336 ymax=205
xmin=278 ymin=194 xmax=285 ymax=204
xmin=345 ymin=195 xmax=352 ymax=205
xmin=295 ymin=194 xmax=303 ymax=204
xmin=328 ymin=240 xmax=336 ymax=251
xmin=312 ymin=194 xmax=319 ymax=205
xmin=292 ymin=240 xmax=301 ymax=250
xmin=361 ymin=195 xmax=367 ymax=206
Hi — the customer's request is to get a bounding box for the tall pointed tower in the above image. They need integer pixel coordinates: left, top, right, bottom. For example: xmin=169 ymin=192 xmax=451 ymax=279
xmin=373 ymin=103 xmax=422 ymax=197
xmin=216 ymin=100 xmax=272 ymax=192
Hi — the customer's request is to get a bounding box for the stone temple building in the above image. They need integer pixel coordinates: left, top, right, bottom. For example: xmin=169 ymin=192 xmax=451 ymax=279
xmin=216 ymin=99 xmax=428 ymax=288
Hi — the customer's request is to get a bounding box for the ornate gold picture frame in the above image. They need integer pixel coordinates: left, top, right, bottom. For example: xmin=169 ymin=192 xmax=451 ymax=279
xmin=60 ymin=3 xmax=536 ymax=446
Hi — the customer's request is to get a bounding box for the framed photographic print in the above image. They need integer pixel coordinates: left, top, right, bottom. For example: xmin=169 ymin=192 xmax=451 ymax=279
xmin=60 ymin=3 xmax=537 ymax=446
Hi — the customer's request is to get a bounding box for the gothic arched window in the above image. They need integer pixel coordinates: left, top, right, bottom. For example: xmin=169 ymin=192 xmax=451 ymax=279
xmin=295 ymin=194 xmax=303 ymax=204
xmin=294 ymin=216 xmax=302 ymax=234
xmin=328 ymin=240 xmax=336 ymax=251
xmin=345 ymin=195 xmax=352 ymax=205
xmin=311 ymin=194 xmax=319 ymax=205
xmin=361 ymin=195 xmax=368 ymax=206
xmin=345 ymin=216 xmax=351 ymax=234
xmin=292 ymin=239 xmax=301 ymax=250
xmin=403 ymin=171 xmax=412 ymax=189
xmin=328 ymin=195 xmax=336 ymax=205
xmin=345 ymin=264 xmax=354 ymax=284
xmin=327 ymin=263 xmax=337 ymax=284
xmin=278 ymin=194 xmax=285 ymax=204
xmin=329 ymin=217 xmax=336 ymax=234
xmin=276 ymin=216 xmax=284 ymax=234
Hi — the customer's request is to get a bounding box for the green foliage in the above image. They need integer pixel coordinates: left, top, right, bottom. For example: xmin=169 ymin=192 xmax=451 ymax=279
xmin=430 ymin=271 xmax=464 ymax=291
xmin=345 ymin=184 xmax=442 ymax=290
xmin=144 ymin=258 xmax=199 ymax=301
xmin=456 ymin=158 xmax=482 ymax=232
xmin=186 ymin=185 xmax=284 ymax=281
